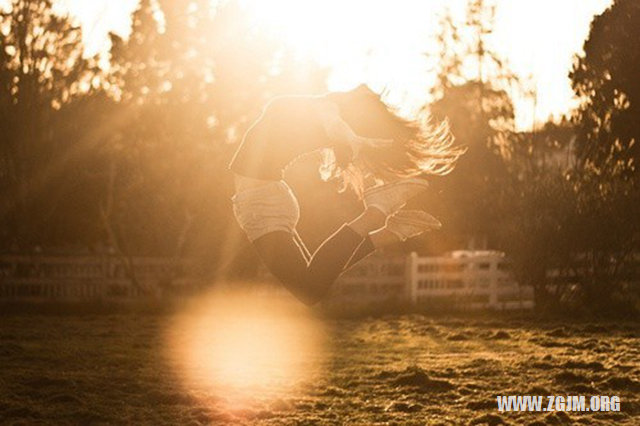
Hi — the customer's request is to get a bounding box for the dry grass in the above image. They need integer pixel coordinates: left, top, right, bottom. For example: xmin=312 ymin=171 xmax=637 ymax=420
xmin=0 ymin=311 xmax=639 ymax=425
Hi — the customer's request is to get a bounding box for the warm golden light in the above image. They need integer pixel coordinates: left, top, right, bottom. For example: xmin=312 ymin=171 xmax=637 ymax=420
xmin=165 ymin=287 xmax=326 ymax=405
xmin=238 ymin=0 xmax=612 ymax=128
xmin=49 ymin=0 xmax=614 ymax=129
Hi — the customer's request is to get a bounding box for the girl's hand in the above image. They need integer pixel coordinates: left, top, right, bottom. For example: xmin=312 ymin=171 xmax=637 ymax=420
xmin=347 ymin=136 xmax=393 ymax=159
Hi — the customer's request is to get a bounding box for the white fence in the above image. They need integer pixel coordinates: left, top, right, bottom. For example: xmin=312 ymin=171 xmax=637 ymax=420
xmin=1 ymin=251 xmax=534 ymax=309
xmin=407 ymin=251 xmax=534 ymax=310
xmin=325 ymin=250 xmax=533 ymax=310
xmin=0 ymin=254 xmax=198 ymax=301
xmin=327 ymin=254 xmax=407 ymax=306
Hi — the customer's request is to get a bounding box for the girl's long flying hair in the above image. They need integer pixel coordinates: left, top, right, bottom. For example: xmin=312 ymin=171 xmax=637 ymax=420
xmin=322 ymin=85 xmax=464 ymax=197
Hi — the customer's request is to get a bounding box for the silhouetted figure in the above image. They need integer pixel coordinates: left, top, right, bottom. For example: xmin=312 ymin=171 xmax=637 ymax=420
xmin=230 ymin=85 xmax=462 ymax=305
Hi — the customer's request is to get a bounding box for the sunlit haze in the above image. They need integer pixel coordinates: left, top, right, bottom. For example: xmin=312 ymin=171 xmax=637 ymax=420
xmin=29 ymin=0 xmax=613 ymax=128
xmin=165 ymin=289 xmax=325 ymax=406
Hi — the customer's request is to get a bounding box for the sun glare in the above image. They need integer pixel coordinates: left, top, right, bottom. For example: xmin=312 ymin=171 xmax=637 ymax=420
xmin=51 ymin=0 xmax=615 ymax=130
xmin=165 ymin=288 xmax=326 ymax=406
xmin=239 ymin=0 xmax=440 ymax=97
xmin=238 ymin=0 xmax=613 ymax=128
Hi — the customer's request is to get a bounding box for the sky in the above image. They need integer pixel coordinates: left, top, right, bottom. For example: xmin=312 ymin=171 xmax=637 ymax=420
xmin=30 ymin=0 xmax=615 ymax=129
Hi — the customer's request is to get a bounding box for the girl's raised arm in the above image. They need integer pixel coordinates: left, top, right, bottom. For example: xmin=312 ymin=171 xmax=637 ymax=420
xmin=315 ymin=99 xmax=393 ymax=156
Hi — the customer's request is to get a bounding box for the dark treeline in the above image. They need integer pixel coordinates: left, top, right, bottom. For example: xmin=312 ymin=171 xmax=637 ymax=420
xmin=0 ymin=0 xmax=638 ymax=314
xmin=0 ymin=0 xmax=329 ymax=280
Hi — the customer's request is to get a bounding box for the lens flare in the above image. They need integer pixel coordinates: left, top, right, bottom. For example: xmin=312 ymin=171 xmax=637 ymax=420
xmin=165 ymin=287 xmax=326 ymax=405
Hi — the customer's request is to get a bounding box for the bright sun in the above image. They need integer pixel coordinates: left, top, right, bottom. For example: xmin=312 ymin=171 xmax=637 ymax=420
xmin=239 ymin=0 xmax=405 ymax=58
xmin=238 ymin=0 xmax=444 ymax=119
xmin=61 ymin=0 xmax=613 ymax=129
xmin=237 ymin=0 xmax=613 ymax=128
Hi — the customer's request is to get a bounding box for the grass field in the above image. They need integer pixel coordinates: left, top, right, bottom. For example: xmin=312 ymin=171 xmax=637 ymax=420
xmin=1 ymin=298 xmax=639 ymax=425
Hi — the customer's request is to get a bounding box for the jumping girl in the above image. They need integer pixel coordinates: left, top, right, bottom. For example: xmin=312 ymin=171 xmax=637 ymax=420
xmin=230 ymin=85 xmax=463 ymax=306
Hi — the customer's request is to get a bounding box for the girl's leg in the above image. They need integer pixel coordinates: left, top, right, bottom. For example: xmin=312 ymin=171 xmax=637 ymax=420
xmin=343 ymin=228 xmax=394 ymax=271
xmin=342 ymin=212 xmax=439 ymax=270
xmin=253 ymin=207 xmax=385 ymax=305
xmin=236 ymin=177 xmax=434 ymax=304
xmin=293 ymin=230 xmax=311 ymax=263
